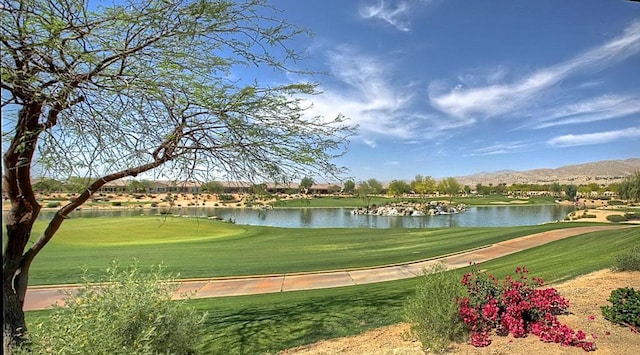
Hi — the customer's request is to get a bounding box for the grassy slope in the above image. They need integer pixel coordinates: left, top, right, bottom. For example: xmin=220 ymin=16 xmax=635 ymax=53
xmin=193 ymin=226 xmax=639 ymax=354
xmin=26 ymin=217 xmax=596 ymax=285
xmin=26 ymin=226 xmax=639 ymax=354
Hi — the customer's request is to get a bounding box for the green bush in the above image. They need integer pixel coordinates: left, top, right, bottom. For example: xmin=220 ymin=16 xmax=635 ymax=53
xmin=403 ymin=262 xmax=468 ymax=353
xmin=111 ymin=201 xmax=122 ymax=206
xmin=624 ymin=212 xmax=640 ymax=220
xmin=218 ymin=194 xmax=236 ymax=202
xmin=606 ymin=214 xmax=628 ymax=222
xmin=27 ymin=260 xmax=206 ymax=354
xmin=614 ymin=245 xmax=640 ymax=271
xmin=601 ymin=287 xmax=640 ymax=330
xmin=608 ymin=200 xmax=625 ymax=206
xmin=45 ymin=201 xmax=60 ymax=208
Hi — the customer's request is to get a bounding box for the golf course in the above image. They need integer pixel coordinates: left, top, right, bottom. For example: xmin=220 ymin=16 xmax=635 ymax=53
xmin=22 ymin=214 xmax=640 ymax=354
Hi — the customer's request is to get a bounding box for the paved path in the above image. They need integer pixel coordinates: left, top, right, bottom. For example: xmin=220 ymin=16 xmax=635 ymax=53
xmin=24 ymin=225 xmax=633 ymax=311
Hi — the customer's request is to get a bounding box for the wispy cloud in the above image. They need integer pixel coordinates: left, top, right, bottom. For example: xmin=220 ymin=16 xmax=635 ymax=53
xmin=468 ymin=141 xmax=530 ymax=156
xmin=359 ymin=0 xmax=432 ymax=32
xmin=533 ymin=95 xmax=640 ymax=129
xmin=304 ymin=45 xmax=452 ymax=144
xmin=547 ymin=127 xmax=640 ymax=147
xmin=429 ymin=21 xmax=640 ymax=122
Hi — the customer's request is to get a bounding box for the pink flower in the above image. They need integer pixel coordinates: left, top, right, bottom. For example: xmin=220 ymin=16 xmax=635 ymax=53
xmin=588 ymin=315 xmax=595 ymax=321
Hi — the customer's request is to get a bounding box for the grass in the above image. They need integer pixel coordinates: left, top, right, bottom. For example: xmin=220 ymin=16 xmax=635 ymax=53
xmin=22 ymin=217 xmax=599 ymax=285
xmin=25 ymin=226 xmax=639 ymax=354
xmin=272 ymin=195 xmax=558 ymax=208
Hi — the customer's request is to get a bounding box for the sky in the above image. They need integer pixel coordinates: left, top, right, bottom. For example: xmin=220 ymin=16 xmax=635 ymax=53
xmin=259 ymin=0 xmax=640 ymax=182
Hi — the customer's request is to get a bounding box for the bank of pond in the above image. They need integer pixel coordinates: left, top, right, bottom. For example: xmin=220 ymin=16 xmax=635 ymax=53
xmin=37 ymin=204 xmax=575 ymax=228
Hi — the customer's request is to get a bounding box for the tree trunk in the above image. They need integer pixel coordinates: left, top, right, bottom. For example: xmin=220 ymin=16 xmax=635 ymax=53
xmin=3 ymin=270 xmax=28 ymax=354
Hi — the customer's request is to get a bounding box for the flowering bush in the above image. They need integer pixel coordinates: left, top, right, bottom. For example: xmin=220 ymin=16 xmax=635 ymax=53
xmin=457 ymin=265 xmax=596 ymax=351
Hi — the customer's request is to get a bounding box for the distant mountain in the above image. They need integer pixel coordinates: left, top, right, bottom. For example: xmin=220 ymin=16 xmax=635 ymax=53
xmin=455 ymin=158 xmax=640 ymax=186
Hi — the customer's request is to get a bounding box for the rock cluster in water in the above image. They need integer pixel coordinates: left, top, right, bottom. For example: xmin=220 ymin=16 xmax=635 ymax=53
xmin=351 ymin=202 xmax=468 ymax=216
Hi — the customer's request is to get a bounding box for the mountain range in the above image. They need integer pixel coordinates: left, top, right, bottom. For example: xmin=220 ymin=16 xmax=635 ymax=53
xmin=454 ymin=158 xmax=640 ymax=186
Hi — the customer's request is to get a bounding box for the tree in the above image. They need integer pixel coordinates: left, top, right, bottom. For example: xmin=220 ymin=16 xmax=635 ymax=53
xmin=618 ymin=170 xmax=640 ymax=202
xmin=201 ymin=181 xmax=225 ymax=194
xmin=128 ymin=179 xmax=151 ymax=194
xmin=411 ymin=174 xmax=436 ymax=196
xmin=387 ymin=180 xmax=411 ymax=198
xmin=1 ymin=0 xmax=354 ymax=349
xmin=32 ymin=178 xmax=63 ymax=194
xmin=356 ymin=178 xmax=383 ymax=209
xmin=565 ymin=184 xmax=578 ymax=201
xmin=550 ymin=182 xmax=562 ymax=197
xmin=299 ymin=176 xmax=314 ymax=194
xmin=343 ymin=179 xmax=356 ymax=194
xmin=438 ymin=177 xmax=461 ymax=205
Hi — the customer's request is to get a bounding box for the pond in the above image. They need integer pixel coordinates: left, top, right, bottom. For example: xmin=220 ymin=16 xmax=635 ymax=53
xmin=37 ymin=205 xmax=575 ymax=228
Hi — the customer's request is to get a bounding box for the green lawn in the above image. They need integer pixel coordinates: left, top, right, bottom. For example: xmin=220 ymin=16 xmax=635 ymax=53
xmin=26 ymin=226 xmax=639 ymax=354
xmin=24 ymin=217 xmax=600 ymax=285
xmin=272 ymin=195 xmax=558 ymax=208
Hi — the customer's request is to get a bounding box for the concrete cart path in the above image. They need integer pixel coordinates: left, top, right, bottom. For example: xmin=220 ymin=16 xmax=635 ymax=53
xmin=24 ymin=225 xmax=633 ymax=311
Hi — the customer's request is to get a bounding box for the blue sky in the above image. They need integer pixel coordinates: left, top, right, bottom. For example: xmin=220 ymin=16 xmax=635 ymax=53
xmin=260 ymin=0 xmax=639 ymax=181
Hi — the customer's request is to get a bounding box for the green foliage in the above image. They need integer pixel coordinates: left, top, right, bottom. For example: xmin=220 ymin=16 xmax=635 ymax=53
xmin=412 ymin=174 xmax=436 ymax=195
xmin=613 ymin=245 xmax=640 ymax=271
xmin=565 ymin=184 xmax=578 ymax=201
xmin=26 ymin=261 xmax=206 ymax=354
xmin=617 ymin=170 xmax=640 ymax=202
xmin=387 ymin=179 xmax=411 ymax=197
xmin=33 ymin=178 xmax=63 ymax=193
xmin=601 ymin=287 xmax=640 ymax=330
xmin=201 ymin=181 xmax=225 ymax=194
xmin=218 ymin=194 xmax=236 ymax=202
xmin=343 ymin=179 xmax=355 ymax=194
xmin=404 ymin=262 xmax=468 ymax=353
xmin=45 ymin=201 xmax=60 ymax=208
xmin=606 ymin=214 xmax=628 ymax=222
xmin=299 ymin=176 xmax=314 ymax=193
xmin=111 ymin=201 xmax=122 ymax=206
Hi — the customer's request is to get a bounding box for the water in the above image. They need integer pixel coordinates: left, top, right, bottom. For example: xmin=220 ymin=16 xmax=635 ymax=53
xmin=37 ymin=205 xmax=574 ymax=228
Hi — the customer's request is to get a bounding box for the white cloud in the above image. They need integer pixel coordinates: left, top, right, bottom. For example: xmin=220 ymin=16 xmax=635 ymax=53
xmin=547 ymin=127 xmax=640 ymax=147
xmin=533 ymin=95 xmax=640 ymax=129
xmin=359 ymin=0 xmax=433 ymax=32
xmin=303 ymin=45 xmax=462 ymax=144
xmin=468 ymin=141 xmax=530 ymax=156
xmin=363 ymin=138 xmax=377 ymax=148
xmin=429 ymin=21 xmax=640 ymax=121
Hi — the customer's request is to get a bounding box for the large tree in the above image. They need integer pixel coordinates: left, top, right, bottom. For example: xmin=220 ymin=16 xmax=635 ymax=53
xmin=1 ymin=0 xmax=353 ymax=350
xmin=437 ymin=177 xmax=461 ymax=205
xmin=618 ymin=170 xmax=640 ymax=202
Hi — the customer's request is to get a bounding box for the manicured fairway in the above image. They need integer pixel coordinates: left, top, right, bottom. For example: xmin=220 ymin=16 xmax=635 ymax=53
xmin=26 ymin=226 xmax=639 ymax=354
xmin=190 ymin=226 xmax=638 ymax=354
xmin=26 ymin=216 xmax=601 ymax=285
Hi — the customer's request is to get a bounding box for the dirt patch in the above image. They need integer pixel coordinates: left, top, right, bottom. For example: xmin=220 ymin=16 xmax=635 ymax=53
xmin=281 ymin=269 xmax=640 ymax=355
xmin=489 ymin=200 xmax=530 ymax=205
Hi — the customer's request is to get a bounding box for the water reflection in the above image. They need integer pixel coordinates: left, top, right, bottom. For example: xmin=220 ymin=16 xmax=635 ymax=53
xmin=38 ymin=205 xmax=574 ymax=229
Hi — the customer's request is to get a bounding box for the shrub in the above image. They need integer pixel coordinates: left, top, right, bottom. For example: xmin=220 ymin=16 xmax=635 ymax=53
xmin=613 ymin=245 xmax=640 ymax=271
xmin=624 ymin=212 xmax=640 ymax=220
xmin=601 ymin=287 xmax=640 ymax=332
xmin=218 ymin=194 xmax=236 ymax=202
xmin=404 ymin=262 xmax=468 ymax=353
xmin=458 ymin=266 xmax=595 ymax=351
xmin=606 ymin=214 xmax=628 ymax=222
xmin=111 ymin=201 xmax=122 ymax=206
xmin=27 ymin=260 xmax=206 ymax=354
xmin=45 ymin=201 xmax=60 ymax=208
